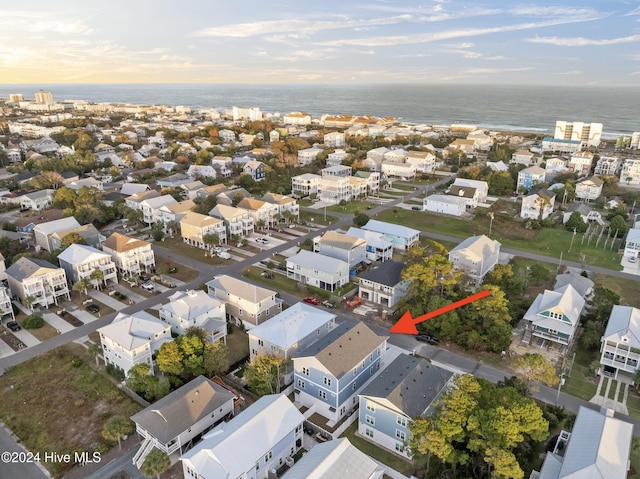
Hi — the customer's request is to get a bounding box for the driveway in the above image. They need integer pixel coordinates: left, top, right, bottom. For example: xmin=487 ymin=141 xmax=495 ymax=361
xmin=42 ymin=312 xmax=74 ymax=334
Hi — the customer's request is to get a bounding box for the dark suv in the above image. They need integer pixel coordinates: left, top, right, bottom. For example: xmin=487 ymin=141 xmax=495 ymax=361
xmin=6 ymin=321 xmax=21 ymax=332
xmin=416 ymin=334 xmax=439 ymax=345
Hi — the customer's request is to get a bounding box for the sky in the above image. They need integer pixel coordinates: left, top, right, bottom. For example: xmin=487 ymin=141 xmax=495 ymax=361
xmin=1 ymin=1 xmax=640 ymax=85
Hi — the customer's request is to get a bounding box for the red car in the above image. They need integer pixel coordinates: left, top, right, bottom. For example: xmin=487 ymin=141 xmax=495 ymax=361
xmin=303 ymin=297 xmax=320 ymax=305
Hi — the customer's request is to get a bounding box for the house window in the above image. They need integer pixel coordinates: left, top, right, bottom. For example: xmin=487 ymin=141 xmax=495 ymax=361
xmin=258 ymin=339 xmax=264 ymax=346
xmin=297 ymin=379 xmax=305 ymax=389
xmin=397 ymin=416 xmax=407 ymax=427
xmin=302 ymin=367 xmax=309 ymax=376
xmin=395 ymin=443 xmax=404 ymax=453
xmin=264 ymin=451 xmax=272 ymax=462
xmin=366 ymin=401 xmax=375 ymax=412
xmin=365 ymin=428 xmax=374 ymax=438
xmin=396 ymin=430 xmax=406 ymax=441
xmin=323 ymin=377 xmax=332 ymax=386
xmin=318 ymin=390 xmax=327 ymax=400
xmin=352 ymin=382 xmax=356 ymax=391
xmin=365 ymin=415 xmax=375 ymax=426
xmin=239 ymin=308 xmax=243 ymax=317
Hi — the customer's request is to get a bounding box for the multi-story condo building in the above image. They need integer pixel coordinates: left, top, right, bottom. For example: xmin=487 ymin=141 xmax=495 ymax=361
xmin=236 ymin=198 xmax=279 ymax=229
xmin=318 ymin=176 xmax=350 ymax=204
xmin=324 ymin=131 xmax=345 ymax=148
xmin=232 ymin=106 xmax=262 ymax=121
xmin=140 ymin=195 xmax=177 ymax=226
xmin=283 ymin=111 xmax=311 ymax=125
xmin=6 ymin=257 xmax=70 ymax=308
xmin=209 ymin=204 xmax=255 ymax=239
xmin=180 ymin=211 xmax=227 ymax=249
xmin=620 ymin=159 xmax=640 ymax=186
xmin=291 ymin=173 xmax=321 ymax=197
xmin=554 ymin=120 xmax=603 ymax=148
xmin=593 ymin=156 xmax=621 ymax=176
xmin=569 ymin=151 xmax=595 ymax=177
xmin=57 ymin=244 xmax=118 ymax=287
xmin=102 ymin=232 xmax=155 ymax=278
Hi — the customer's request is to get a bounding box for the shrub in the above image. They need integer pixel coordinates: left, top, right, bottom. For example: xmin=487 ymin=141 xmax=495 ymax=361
xmin=71 ymin=358 xmax=83 ymax=368
xmin=23 ymin=315 xmax=44 ymax=329
xmin=106 ymin=363 xmax=125 ymax=381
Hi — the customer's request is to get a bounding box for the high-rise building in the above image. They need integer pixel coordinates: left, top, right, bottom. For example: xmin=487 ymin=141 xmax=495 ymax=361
xmin=554 ymin=120 xmax=603 ymax=148
xmin=34 ymin=90 xmax=54 ymax=104
xmin=8 ymin=94 xmax=23 ymax=103
xmin=232 ymin=106 xmax=261 ymax=122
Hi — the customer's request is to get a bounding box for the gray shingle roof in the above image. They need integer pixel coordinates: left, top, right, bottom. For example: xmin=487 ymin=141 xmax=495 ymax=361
xmin=6 ymin=257 xmax=59 ymax=281
xmin=359 ymin=260 xmax=405 ymax=287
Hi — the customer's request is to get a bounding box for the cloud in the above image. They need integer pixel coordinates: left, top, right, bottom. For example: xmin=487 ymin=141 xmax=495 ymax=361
xmin=526 ymin=34 xmax=640 ymax=46
xmin=322 ymin=17 xmax=601 ymax=47
xmin=0 ymin=10 xmax=92 ymax=35
xmin=625 ymin=7 xmax=640 ymax=16
xmin=466 ymin=66 xmax=533 ymax=74
xmin=509 ymin=6 xmax=602 ymax=18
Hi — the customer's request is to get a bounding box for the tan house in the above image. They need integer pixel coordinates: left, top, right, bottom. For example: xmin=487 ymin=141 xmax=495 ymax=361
xmin=209 ymin=204 xmax=255 ymax=239
xmin=102 ymin=232 xmax=155 ymax=278
xmin=180 ymin=211 xmax=227 ymax=251
xmin=575 ymin=176 xmax=604 ymax=202
xmin=236 ymin=198 xmax=279 ymax=229
xmin=6 ymin=257 xmax=70 ymax=309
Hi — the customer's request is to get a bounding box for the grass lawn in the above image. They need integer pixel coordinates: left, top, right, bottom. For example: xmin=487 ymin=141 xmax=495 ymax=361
xmin=592 ymin=272 xmax=640 ymax=308
xmin=300 ymin=209 xmax=337 ymax=226
xmin=326 ymin=200 xmax=373 ymax=215
xmin=561 ymin=346 xmax=598 ymax=401
xmin=0 ymin=346 xmax=142 ymax=478
xmin=154 ymin=254 xmax=199 ymax=282
xmin=374 ymin=207 xmax=624 ymax=271
xmin=626 ymin=390 xmax=640 ymax=417
xmin=226 ymin=324 xmax=249 ymax=366
xmin=157 ymin=236 xmax=225 ymax=267
xmin=243 ymin=266 xmax=302 ymax=297
xmin=340 ymin=422 xmax=413 ymax=475
xmin=22 ymin=321 xmax=59 ymax=342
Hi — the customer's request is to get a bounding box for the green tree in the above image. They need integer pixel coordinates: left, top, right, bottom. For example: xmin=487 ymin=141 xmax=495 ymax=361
xmin=140 ymin=448 xmax=171 ymax=479
xmin=203 ymin=341 xmax=230 ymax=376
xmin=60 ymin=232 xmax=87 ymax=248
xmin=90 ymin=268 xmax=105 ymax=289
xmin=21 ymin=295 xmax=36 ymax=311
xmin=72 ymin=278 xmax=91 ymax=296
xmin=245 ymin=355 xmax=289 ymax=395
xmin=487 ymin=171 xmax=515 ymax=196
xmin=87 ymin=342 xmax=102 ymax=367
xmin=52 ymin=187 xmax=78 ymax=209
xmin=165 ymin=220 xmax=179 ymax=237
xmin=528 ymin=263 xmax=550 ymax=285
xmin=203 ymin=233 xmax=220 ymax=252
xmin=512 ymin=353 xmax=558 ymax=391
xmin=156 ymin=341 xmax=185 ymax=376
xmin=564 ymin=211 xmax=587 ymax=233
xmin=353 ymin=212 xmax=369 ymax=227
xmin=609 ymin=215 xmax=628 ymax=238
xmin=102 ymin=416 xmax=134 ymax=450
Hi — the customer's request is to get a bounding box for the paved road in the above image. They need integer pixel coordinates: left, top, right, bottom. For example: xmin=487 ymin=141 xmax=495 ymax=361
xmin=0 ymin=421 xmax=50 ymax=479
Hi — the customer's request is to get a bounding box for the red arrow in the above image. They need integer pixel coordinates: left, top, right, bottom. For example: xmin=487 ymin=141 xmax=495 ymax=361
xmin=390 ymin=289 xmax=491 ymax=335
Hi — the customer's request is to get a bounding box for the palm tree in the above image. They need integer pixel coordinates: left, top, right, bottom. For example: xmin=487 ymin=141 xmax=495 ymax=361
xmin=22 ymin=295 xmax=36 ymax=311
xmin=72 ymin=278 xmax=91 ymax=297
xmin=256 ymin=219 xmax=266 ymax=231
xmin=165 ymin=220 xmax=179 ymax=237
xmin=87 ymin=342 xmax=102 ymax=367
xmin=140 ymin=448 xmax=170 ymax=479
xmin=90 ymin=269 xmax=105 ymax=290
xmin=102 ymin=416 xmax=134 ymax=450
xmin=535 ymin=193 xmax=552 ymax=221
xmin=202 ymin=233 xmax=220 ymax=253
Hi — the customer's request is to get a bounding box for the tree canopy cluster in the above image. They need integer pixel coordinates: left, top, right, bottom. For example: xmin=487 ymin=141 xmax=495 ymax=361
xmin=408 ymin=374 xmax=548 ymax=479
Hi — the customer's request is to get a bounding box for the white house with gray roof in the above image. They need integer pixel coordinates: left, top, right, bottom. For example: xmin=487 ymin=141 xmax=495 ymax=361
xmin=293 ymin=321 xmax=388 ymax=426
xmin=448 ymin=234 xmax=501 ymax=284
xmin=358 ymin=354 xmax=453 ymax=459
xmin=33 ymin=216 xmax=81 ymax=252
xmin=206 ymin=275 xmax=282 ymax=329
xmin=535 ymin=406 xmax=633 ymax=479
xmin=98 ymin=310 xmax=171 ymax=376
xmin=20 ymin=189 xmax=54 ymax=211
xmin=358 ymin=260 xmax=409 ymax=310
xmin=57 ymin=243 xmax=118 ymax=287
xmin=600 ymin=306 xmax=640 ymax=379
xmin=286 ymin=250 xmax=349 ymax=292
xmin=313 ymin=231 xmax=367 ymax=269
xmin=281 ymin=438 xmax=384 ymax=479
xmin=132 ymin=376 xmax=235 ymax=469
xmin=180 ymin=394 xmax=304 ymax=479
xmin=6 ymin=257 xmax=70 ymax=309
xmin=553 ymin=272 xmax=594 ymax=298
xmin=345 ymin=227 xmax=393 ymax=263
xmin=361 ymin=219 xmax=419 ymax=252
xmin=159 ymin=290 xmax=226 ymax=340
xmin=424 ymin=194 xmax=467 ymax=217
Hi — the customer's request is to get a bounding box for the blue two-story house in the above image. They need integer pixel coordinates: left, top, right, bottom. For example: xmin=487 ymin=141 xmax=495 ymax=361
xmin=293 ymin=321 xmax=388 ymax=427
xmin=357 ymin=354 xmax=453 ymax=458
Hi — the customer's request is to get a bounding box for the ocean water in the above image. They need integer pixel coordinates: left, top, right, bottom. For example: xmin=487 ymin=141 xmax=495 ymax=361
xmin=1 ymin=83 xmax=638 ymax=138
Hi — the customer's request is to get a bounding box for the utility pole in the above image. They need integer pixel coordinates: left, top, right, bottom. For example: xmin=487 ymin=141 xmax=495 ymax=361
xmin=568 ymin=228 xmax=577 ymax=252
xmin=488 ymin=212 xmax=494 ymax=237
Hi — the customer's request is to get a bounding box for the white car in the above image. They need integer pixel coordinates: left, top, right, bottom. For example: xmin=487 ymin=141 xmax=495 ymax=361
xmin=630 ymin=256 xmax=637 ymax=264
xmin=141 ymin=282 xmax=154 ymax=291
xmin=255 ymin=237 xmax=269 ymax=244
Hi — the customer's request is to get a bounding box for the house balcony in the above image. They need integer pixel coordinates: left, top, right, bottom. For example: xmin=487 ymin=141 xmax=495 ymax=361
xmin=530 ymin=329 xmax=570 ymax=346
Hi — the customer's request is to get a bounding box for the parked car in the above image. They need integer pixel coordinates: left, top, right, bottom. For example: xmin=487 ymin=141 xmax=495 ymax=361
xmin=138 ymin=274 xmax=149 ymax=282
xmin=255 ymin=237 xmax=269 ymax=244
xmin=630 ymin=256 xmax=637 ymax=264
xmin=85 ymin=304 xmax=100 ymax=314
xmin=141 ymin=282 xmax=154 ymax=291
xmin=6 ymin=321 xmax=21 ymax=332
xmin=416 ymin=334 xmax=439 ymax=345
xmin=411 ymin=206 xmax=422 ymax=211
xmin=303 ymin=296 xmax=320 ymax=305
xmin=321 ymin=301 xmax=335 ymax=308
xmin=346 ymin=296 xmax=362 ymax=308
xmin=217 ymin=251 xmax=231 ymax=260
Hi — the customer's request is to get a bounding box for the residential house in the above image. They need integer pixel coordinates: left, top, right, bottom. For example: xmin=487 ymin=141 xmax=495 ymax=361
xmin=159 ymin=289 xmax=226 ymax=340
xmin=447 ymin=138 xmax=476 ymax=156
xmin=294 ymin=321 xmax=388 ymax=425
xmin=353 ymin=171 xmax=380 ymax=195
xmin=562 ymin=203 xmax=604 ymax=226
xmin=517 ymin=165 xmax=546 ymax=191
xmin=313 ymin=231 xmax=367 ymax=269
xmin=180 ymin=211 xmax=227 ymax=250
xmin=321 ymin=165 xmax=351 ymax=177
xmin=620 ymin=159 xmax=640 ymax=185
xmin=575 ymin=176 xmax=604 ymax=202
xmin=623 ymin=228 xmax=640 ymax=272
xmin=0 ymin=286 xmax=14 ymax=320
xmin=553 ymin=272 xmax=594 ymax=298
xmin=249 ymin=303 xmax=336 ymax=383
xmin=358 ymin=354 xmax=453 ymax=458
xmin=522 ymin=284 xmax=585 ymax=350
xmin=33 ymin=216 xmax=81 ymax=252
xmin=206 ymin=275 xmax=282 ymax=329
xmin=261 ymin=193 xmax=299 ymax=222
xmin=58 ymin=244 xmax=118 ymax=287
xmin=178 ymin=180 xmax=207 ymax=200
xmin=157 ymin=200 xmax=195 ymax=230
xmin=97 ymin=310 xmax=171 ymax=376
xmin=237 ymin=198 xmax=279 ymax=229
xmin=381 ymin=161 xmax=416 ymax=180
xmin=283 ymin=111 xmax=312 ymax=125
xmin=120 ymin=182 xmax=151 ymax=196
xmin=448 ymin=235 xmax=501 ymax=284
xmin=318 ymin=176 xmax=350 ymax=204
xmin=520 ymin=190 xmax=556 ymax=220
xmin=324 ymin=132 xmax=345 ymax=148
xmin=364 ymin=147 xmax=389 ymax=171
xmin=600 ymin=305 xmax=640 ymax=379
xmin=132 ymin=376 xmax=235 ymax=469
xmin=243 ymin=161 xmax=266 ymax=181
xmin=6 ymin=257 xmax=70 ymax=308
xmin=291 ymin=173 xmax=321 ymax=198
xmin=209 ymin=204 xmax=255 ymax=239
xmin=49 ymin=223 xmax=104 ymax=251
xmin=124 ymin=190 xmax=160 ymax=211
xmin=467 ymin=130 xmax=494 ymax=151
xmin=66 ymin=177 xmax=104 ymax=192
xmin=487 ymin=160 xmax=509 ymax=172
xmin=287 ymin=250 xmax=349 ymax=292
xmin=511 ymin=149 xmax=535 ymax=166
xmin=451 ymin=178 xmax=488 ymax=203
xmin=157 ymin=173 xmax=190 ymax=189
xmin=326 ymin=149 xmax=349 ymax=167
xmin=20 ymin=189 xmax=54 ymax=211
xmin=102 ymin=232 xmax=155 ymax=277
xmin=180 ymin=394 xmax=304 ymax=479
xmin=345 ymin=227 xmax=394 ymax=263
xmin=358 ymin=260 xmax=409 ymax=310
xmin=281 ymin=438 xmax=384 ymax=479
xmin=423 ymin=194 xmax=467 ymax=217
xmin=594 ymin=156 xmax=621 ymax=176
xmin=405 ymin=150 xmax=436 ymax=173
xmin=298 ymin=146 xmax=323 ymax=166
xmin=362 ymin=220 xmax=420 ymax=251
xmin=534 ymin=406 xmax=633 ymax=479
xmin=448 ymin=185 xmax=480 ymax=208
xmin=544 ymin=157 xmax=569 ymax=180
xmin=215 ymin=187 xmax=252 ymax=207
xmin=569 ymin=151 xmax=595 ymax=176
xmin=541 ymin=137 xmax=582 ymax=154
xmin=140 ymin=195 xmax=177 ymax=226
